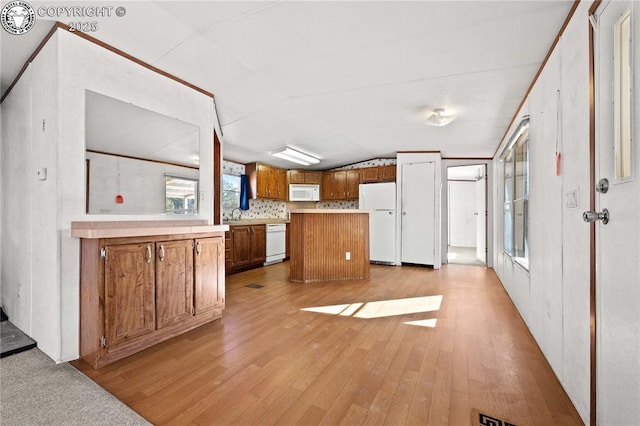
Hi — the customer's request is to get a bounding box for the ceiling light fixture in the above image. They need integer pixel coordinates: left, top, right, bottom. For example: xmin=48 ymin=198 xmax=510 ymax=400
xmin=425 ymin=108 xmax=456 ymax=127
xmin=271 ymin=146 xmax=320 ymax=166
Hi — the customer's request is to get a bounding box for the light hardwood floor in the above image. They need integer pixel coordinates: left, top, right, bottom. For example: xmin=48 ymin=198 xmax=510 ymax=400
xmin=74 ymin=262 xmax=583 ymax=425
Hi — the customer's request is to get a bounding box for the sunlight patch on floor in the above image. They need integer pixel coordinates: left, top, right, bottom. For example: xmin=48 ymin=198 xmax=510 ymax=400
xmin=404 ymin=318 xmax=438 ymax=328
xmin=301 ymin=295 xmax=442 ymax=321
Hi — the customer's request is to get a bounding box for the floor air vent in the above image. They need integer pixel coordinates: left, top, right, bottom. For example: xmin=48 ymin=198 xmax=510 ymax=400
xmin=245 ymin=283 xmax=265 ymax=289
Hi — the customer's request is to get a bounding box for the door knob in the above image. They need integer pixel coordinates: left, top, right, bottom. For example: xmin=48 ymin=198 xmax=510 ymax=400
xmin=596 ymin=178 xmax=609 ymax=194
xmin=583 ymin=208 xmax=609 ymax=225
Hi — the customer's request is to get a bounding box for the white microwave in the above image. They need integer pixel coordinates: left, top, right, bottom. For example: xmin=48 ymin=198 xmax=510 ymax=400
xmin=289 ymin=184 xmax=320 ymax=202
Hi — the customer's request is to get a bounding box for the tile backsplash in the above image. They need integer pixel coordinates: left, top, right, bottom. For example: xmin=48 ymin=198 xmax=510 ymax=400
xmin=222 ymin=158 xmax=393 ymax=219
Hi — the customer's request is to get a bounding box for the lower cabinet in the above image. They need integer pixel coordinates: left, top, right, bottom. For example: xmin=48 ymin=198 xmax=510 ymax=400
xmin=226 ymin=224 xmax=266 ymax=274
xmin=80 ymin=232 xmax=225 ymax=368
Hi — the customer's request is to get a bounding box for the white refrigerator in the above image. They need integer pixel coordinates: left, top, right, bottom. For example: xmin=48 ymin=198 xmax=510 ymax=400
xmin=359 ymin=182 xmax=397 ymax=265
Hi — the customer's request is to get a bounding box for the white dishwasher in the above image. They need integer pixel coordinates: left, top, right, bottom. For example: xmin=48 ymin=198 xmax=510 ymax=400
xmin=265 ymin=223 xmax=286 ymax=265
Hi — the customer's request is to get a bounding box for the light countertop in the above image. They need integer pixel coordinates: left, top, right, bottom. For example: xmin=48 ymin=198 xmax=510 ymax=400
xmin=71 ymin=220 xmax=228 ymax=239
xmin=224 ymin=218 xmax=290 ymax=226
xmin=290 ymin=209 xmax=369 ymax=214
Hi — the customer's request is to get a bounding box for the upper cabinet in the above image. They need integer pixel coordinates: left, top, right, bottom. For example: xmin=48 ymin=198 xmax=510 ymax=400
xmin=244 ymin=162 xmax=395 ymax=202
xmin=361 ymin=165 xmax=396 ymax=183
xmin=246 ymin=163 xmax=287 ymax=201
xmin=321 ymin=170 xmax=360 ymax=200
xmin=288 ymin=170 xmax=322 ymax=185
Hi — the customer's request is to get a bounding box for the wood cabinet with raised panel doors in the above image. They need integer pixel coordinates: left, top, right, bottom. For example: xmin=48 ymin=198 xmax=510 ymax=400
xmin=360 ymin=165 xmax=396 ymax=183
xmin=79 ymin=232 xmax=225 ymax=368
xmin=288 ymin=170 xmax=322 ymax=185
xmin=246 ymin=163 xmax=287 ymax=200
xmin=225 ymin=224 xmax=266 ymax=274
xmin=322 ymin=170 xmax=360 ymax=200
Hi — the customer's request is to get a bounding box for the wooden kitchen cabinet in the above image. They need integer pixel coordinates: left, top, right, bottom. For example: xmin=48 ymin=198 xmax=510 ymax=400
xmin=230 ymin=226 xmax=251 ymax=267
xmin=226 ymin=224 xmax=266 ymax=274
xmin=345 ymin=169 xmax=360 ymax=199
xmin=194 ymin=238 xmax=225 ymax=313
xmin=322 ymin=170 xmax=359 ymax=200
xmin=379 ymin=165 xmax=396 ymax=181
xmin=246 ymin=163 xmax=287 ymax=201
xmin=250 ymin=225 xmax=266 ymax=264
xmin=288 ymin=170 xmax=322 ymax=185
xmin=104 ymin=243 xmax=156 ymax=348
xmin=359 ymin=165 xmax=396 ymax=184
xmin=361 ymin=167 xmax=379 ymax=183
xmin=155 ymin=240 xmax=194 ymax=329
xmin=322 ymin=171 xmax=337 ymax=200
xmin=288 ymin=170 xmax=305 ymax=184
xmin=79 ymin=232 xmax=225 ymax=368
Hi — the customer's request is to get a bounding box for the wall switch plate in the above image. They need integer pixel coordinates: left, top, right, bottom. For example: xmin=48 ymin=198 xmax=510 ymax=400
xmin=36 ymin=168 xmax=47 ymax=180
xmin=345 ymin=252 xmax=351 ymax=260
xmin=565 ymin=188 xmax=578 ymax=209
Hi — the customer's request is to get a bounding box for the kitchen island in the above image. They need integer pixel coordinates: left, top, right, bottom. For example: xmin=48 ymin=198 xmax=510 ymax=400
xmin=289 ymin=209 xmax=370 ymax=283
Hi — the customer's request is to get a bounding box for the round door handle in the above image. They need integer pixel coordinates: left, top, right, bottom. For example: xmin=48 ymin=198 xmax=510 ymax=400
xmin=583 ymin=208 xmax=609 ymax=225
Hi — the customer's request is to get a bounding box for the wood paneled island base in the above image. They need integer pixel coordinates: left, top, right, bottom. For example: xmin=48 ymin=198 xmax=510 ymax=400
xmin=289 ymin=210 xmax=370 ymax=283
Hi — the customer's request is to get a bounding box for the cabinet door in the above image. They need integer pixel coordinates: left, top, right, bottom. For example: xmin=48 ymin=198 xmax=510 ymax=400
xmin=250 ymin=225 xmax=266 ymax=264
xmin=231 ymin=226 xmax=252 ymax=267
xmin=380 ymin=165 xmax=396 ymax=181
xmin=194 ymin=237 xmax=224 ymax=313
xmin=275 ymin=168 xmax=287 ymax=200
xmin=104 ymin=243 xmax=155 ymax=348
xmin=322 ymin=172 xmax=335 ymax=200
xmin=256 ymin=164 xmax=270 ymax=198
xmin=155 ymin=240 xmax=194 ymax=329
xmin=345 ymin=170 xmax=361 ymax=199
xmin=333 ymin=171 xmax=347 ymax=200
xmin=361 ymin=167 xmax=379 ymax=183
xmin=288 ymin=170 xmax=305 ymax=184
xmin=304 ymin=171 xmax=322 ymax=184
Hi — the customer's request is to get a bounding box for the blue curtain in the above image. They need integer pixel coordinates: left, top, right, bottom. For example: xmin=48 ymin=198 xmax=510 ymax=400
xmin=239 ymin=174 xmax=250 ymax=210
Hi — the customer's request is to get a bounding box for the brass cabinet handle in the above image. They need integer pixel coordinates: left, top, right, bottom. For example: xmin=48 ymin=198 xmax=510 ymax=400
xmin=196 ymin=241 xmax=202 ymax=256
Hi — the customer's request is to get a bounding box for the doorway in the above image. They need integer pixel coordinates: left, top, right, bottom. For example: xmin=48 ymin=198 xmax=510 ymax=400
xmin=447 ymin=165 xmax=486 ymax=266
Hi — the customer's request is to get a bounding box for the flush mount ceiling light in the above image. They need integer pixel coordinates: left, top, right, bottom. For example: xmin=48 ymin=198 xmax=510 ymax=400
xmin=271 ymin=146 xmax=320 ymax=166
xmin=425 ymin=108 xmax=456 ymax=127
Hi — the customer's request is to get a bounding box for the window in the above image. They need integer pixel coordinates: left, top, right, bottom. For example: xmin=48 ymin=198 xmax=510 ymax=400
xmin=165 ymin=175 xmax=198 ymax=215
xmin=501 ymin=119 xmax=529 ymax=268
xmin=614 ymin=10 xmax=633 ymax=181
xmin=223 ymin=174 xmax=241 ymax=211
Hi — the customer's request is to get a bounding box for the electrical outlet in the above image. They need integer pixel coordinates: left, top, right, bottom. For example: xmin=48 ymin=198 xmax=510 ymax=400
xmin=345 ymin=252 xmax=351 ymax=260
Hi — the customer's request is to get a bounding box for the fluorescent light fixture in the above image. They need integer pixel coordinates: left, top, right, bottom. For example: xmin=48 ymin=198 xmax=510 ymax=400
xmin=271 ymin=146 xmax=320 ymax=166
xmin=425 ymin=108 xmax=456 ymax=127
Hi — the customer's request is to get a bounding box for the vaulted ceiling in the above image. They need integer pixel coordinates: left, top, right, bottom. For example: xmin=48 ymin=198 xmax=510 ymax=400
xmin=1 ymin=1 xmax=574 ymax=169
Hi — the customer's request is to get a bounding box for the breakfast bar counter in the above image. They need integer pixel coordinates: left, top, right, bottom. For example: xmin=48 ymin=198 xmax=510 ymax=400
xmin=289 ymin=209 xmax=370 ymax=283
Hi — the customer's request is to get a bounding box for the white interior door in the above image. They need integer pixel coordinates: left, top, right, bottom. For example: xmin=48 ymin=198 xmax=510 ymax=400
xmin=475 ymin=165 xmax=486 ymax=263
xmin=593 ymin=2 xmax=640 ymax=424
xmin=401 ymin=162 xmax=435 ymax=265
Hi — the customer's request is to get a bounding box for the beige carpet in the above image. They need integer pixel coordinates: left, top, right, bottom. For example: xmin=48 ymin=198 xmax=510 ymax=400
xmin=0 ymin=348 xmax=150 ymax=425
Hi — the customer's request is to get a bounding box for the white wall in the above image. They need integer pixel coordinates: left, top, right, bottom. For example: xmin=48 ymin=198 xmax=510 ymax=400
xmin=86 ymin=152 xmax=199 ymax=215
xmin=492 ymin=2 xmax=591 ymax=423
xmin=1 ymin=28 xmax=216 ymax=363
xmin=448 ymin=181 xmax=477 ymax=247
xmin=1 ymin=38 xmax=60 ymax=355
